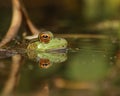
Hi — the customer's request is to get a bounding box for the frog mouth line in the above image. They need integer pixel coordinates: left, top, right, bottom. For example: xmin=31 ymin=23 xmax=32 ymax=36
xmin=46 ymin=47 xmax=68 ymax=52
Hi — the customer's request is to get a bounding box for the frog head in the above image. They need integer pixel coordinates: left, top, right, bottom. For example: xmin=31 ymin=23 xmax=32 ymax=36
xmin=26 ymin=31 xmax=68 ymax=52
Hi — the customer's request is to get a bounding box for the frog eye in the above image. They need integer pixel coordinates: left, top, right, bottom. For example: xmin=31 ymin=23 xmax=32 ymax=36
xmin=39 ymin=58 xmax=51 ymax=68
xmin=38 ymin=32 xmax=52 ymax=43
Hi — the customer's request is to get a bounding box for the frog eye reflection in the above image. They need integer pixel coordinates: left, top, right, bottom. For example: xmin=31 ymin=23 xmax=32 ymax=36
xmin=39 ymin=59 xmax=51 ymax=68
xmin=38 ymin=32 xmax=51 ymax=43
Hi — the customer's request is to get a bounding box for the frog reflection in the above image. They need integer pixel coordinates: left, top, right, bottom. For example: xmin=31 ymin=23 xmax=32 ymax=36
xmin=27 ymin=51 xmax=67 ymax=69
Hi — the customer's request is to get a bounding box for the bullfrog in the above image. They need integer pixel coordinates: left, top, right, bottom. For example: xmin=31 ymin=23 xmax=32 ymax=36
xmin=25 ymin=31 xmax=68 ymax=52
xmin=25 ymin=31 xmax=68 ymax=68
xmin=0 ymin=31 xmax=68 ymax=69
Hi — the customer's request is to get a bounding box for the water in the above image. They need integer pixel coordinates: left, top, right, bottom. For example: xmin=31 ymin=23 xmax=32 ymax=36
xmin=0 ymin=35 xmax=120 ymax=96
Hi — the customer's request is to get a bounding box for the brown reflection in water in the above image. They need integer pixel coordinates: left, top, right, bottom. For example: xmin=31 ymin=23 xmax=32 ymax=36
xmin=1 ymin=54 xmax=22 ymax=96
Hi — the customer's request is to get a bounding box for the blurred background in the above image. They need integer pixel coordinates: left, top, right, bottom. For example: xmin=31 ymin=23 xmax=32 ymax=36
xmin=0 ymin=0 xmax=120 ymax=34
xmin=0 ymin=0 xmax=120 ymax=96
